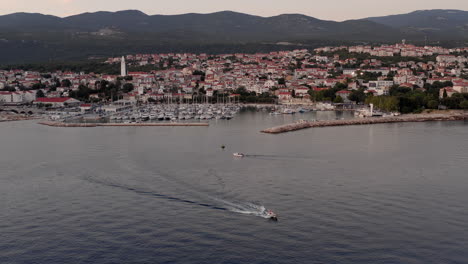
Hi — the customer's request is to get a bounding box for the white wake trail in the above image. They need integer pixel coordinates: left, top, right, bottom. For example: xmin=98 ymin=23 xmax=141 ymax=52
xmin=211 ymin=198 xmax=270 ymax=219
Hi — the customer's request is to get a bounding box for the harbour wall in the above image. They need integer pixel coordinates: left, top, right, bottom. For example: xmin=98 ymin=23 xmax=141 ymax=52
xmin=261 ymin=112 xmax=468 ymax=134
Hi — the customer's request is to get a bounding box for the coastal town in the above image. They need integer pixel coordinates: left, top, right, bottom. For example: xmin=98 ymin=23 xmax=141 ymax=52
xmin=1 ymin=41 xmax=468 ymax=123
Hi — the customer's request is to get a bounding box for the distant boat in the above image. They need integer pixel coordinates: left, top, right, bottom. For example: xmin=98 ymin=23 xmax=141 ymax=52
xmin=282 ymin=108 xmax=296 ymax=114
xmin=266 ymin=210 xmax=278 ymax=221
xmin=233 ymin=153 xmax=245 ymax=158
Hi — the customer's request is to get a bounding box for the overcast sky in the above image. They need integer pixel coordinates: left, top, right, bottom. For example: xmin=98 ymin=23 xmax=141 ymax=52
xmin=1 ymin=0 xmax=467 ymax=21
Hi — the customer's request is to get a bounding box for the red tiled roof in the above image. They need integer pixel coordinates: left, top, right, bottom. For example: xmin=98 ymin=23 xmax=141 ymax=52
xmin=313 ymin=88 xmax=329 ymax=91
xmin=35 ymin=97 xmax=72 ymax=103
xmin=400 ymin=83 xmax=413 ymax=87
xmin=441 ymin=87 xmax=456 ymax=92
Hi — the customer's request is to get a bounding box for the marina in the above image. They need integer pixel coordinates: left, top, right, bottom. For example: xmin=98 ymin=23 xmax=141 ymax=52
xmin=40 ymin=103 xmax=329 ymax=125
xmin=104 ymin=104 xmax=242 ymax=122
xmin=38 ymin=121 xmax=209 ymax=127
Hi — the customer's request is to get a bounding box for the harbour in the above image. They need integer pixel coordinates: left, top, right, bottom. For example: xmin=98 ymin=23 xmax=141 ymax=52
xmin=38 ymin=121 xmax=210 ymax=127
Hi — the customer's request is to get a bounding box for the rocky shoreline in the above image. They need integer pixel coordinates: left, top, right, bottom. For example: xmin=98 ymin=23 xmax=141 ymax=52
xmin=0 ymin=114 xmax=37 ymax=122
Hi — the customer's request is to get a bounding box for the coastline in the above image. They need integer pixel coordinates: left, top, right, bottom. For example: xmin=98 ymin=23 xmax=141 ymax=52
xmin=0 ymin=115 xmax=39 ymax=122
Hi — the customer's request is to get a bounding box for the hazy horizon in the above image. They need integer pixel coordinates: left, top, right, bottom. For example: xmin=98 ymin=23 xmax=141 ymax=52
xmin=1 ymin=0 xmax=468 ymax=21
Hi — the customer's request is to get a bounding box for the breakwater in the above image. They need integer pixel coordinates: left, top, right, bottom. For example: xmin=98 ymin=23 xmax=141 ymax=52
xmin=38 ymin=122 xmax=209 ymax=127
xmin=261 ymin=112 xmax=468 ymax=134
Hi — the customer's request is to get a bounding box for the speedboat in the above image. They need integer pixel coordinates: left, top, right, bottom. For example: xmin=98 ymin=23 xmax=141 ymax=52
xmin=266 ymin=210 xmax=278 ymax=221
xmin=233 ymin=153 xmax=245 ymax=158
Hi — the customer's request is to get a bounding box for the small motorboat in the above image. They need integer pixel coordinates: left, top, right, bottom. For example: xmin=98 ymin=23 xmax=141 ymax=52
xmin=266 ymin=210 xmax=278 ymax=221
xmin=233 ymin=153 xmax=245 ymax=158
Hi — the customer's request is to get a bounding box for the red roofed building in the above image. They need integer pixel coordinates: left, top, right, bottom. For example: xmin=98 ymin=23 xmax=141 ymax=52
xmin=400 ymin=83 xmax=414 ymax=89
xmin=79 ymin=104 xmax=93 ymax=112
xmin=294 ymin=87 xmax=310 ymax=97
xmin=439 ymin=87 xmax=457 ymax=98
xmin=365 ymin=89 xmax=378 ymax=96
xmin=313 ymin=87 xmax=329 ymax=92
xmin=278 ymin=92 xmax=292 ymax=102
xmin=34 ymin=97 xmax=80 ymax=107
xmin=453 ymin=80 xmax=468 ymax=93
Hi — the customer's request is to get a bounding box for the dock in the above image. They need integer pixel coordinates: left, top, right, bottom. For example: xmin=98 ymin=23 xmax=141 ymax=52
xmin=38 ymin=122 xmax=210 ymax=127
xmin=261 ymin=112 xmax=468 ymax=134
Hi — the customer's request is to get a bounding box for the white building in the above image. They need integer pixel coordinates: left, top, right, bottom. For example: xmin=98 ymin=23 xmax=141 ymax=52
xmin=121 ymin=56 xmax=127 ymax=77
xmin=0 ymin=91 xmax=37 ymax=104
xmin=34 ymin=97 xmax=80 ymax=107
xmin=367 ymin=80 xmax=394 ymax=95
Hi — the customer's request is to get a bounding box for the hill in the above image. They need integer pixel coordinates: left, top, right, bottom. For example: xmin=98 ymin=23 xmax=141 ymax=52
xmin=0 ymin=9 xmax=467 ymax=64
xmin=365 ymin=9 xmax=468 ymax=39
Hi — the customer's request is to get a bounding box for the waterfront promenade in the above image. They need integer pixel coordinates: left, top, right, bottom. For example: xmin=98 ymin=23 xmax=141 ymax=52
xmin=261 ymin=112 xmax=468 ymax=134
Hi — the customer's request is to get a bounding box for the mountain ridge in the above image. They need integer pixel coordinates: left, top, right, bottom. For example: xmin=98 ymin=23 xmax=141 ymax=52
xmin=0 ymin=9 xmax=467 ymax=64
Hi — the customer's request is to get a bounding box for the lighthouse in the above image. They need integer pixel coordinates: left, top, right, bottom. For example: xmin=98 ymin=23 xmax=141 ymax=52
xmin=120 ymin=56 xmax=127 ymax=77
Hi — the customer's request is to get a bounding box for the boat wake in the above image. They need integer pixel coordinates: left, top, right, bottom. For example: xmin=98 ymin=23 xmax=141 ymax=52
xmin=81 ymin=175 xmax=273 ymax=220
xmin=217 ymin=200 xmax=271 ymax=219
xmin=243 ymin=154 xmax=314 ymax=161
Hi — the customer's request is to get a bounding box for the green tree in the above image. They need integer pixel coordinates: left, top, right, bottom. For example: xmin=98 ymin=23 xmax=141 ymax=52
xmin=333 ymin=96 xmax=344 ymax=103
xmin=390 ymin=86 xmax=412 ymax=96
xmin=365 ymin=96 xmax=399 ymax=112
xmin=31 ymin=83 xmax=45 ymax=90
xmin=349 ymin=89 xmax=366 ymax=103
xmin=61 ymin=79 xmax=72 ymax=87
xmin=427 ymin=100 xmax=439 ymax=109
xmin=69 ymin=85 xmax=90 ymax=101
xmin=334 ymin=82 xmax=348 ymax=90
xmin=122 ymin=83 xmax=134 ymax=93
xmin=441 ymin=96 xmax=463 ymax=109
xmin=460 ymin=100 xmax=468 ymax=109
xmin=36 ymin=90 xmax=45 ymax=98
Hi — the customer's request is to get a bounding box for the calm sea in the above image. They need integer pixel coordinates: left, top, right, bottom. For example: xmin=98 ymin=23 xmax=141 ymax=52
xmin=1 ymin=110 xmax=468 ymax=264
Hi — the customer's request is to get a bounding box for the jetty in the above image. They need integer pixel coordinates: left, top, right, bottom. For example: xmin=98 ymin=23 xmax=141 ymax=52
xmin=261 ymin=112 xmax=468 ymax=134
xmin=38 ymin=122 xmax=209 ymax=128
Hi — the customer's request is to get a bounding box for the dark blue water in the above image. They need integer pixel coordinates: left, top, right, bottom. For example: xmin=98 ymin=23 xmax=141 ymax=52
xmin=1 ymin=111 xmax=468 ymax=264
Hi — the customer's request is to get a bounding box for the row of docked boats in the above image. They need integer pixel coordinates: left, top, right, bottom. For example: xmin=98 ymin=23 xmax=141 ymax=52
xmin=109 ymin=104 xmax=241 ymax=122
xmin=269 ymin=107 xmax=313 ymax=115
